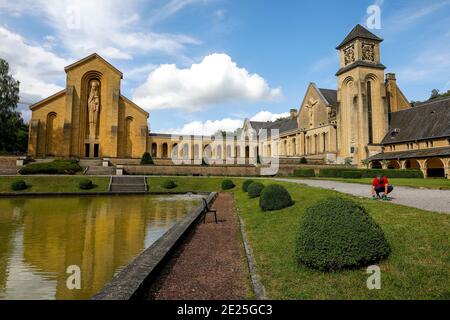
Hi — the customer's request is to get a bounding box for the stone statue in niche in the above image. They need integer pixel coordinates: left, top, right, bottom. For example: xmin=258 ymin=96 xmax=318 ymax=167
xmin=306 ymin=98 xmax=318 ymax=128
xmin=344 ymin=44 xmax=355 ymax=65
xmin=362 ymin=43 xmax=375 ymax=62
xmin=88 ymin=80 xmax=100 ymax=139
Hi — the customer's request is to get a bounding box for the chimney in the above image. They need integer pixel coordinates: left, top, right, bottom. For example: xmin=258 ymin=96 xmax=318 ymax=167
xmin=385 ymin=73 xmax=398 ymax=113
xmin=290 ymin=108 xmax=298 ymax=119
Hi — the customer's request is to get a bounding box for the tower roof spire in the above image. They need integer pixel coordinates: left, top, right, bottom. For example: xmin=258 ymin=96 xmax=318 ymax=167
xmin=336 ymin=24 xmax=383 ymax=49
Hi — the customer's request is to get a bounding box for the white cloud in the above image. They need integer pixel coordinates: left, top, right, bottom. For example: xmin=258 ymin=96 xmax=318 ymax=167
xmin=0 ymin=26 xmax=69 ymax=102
xmin=154 ymin=0 xmax=209 ymax=23
xmin=162 ymin=118 xmax=244 ymax=136
xmin=161 ymin=110 xmax=291 ymax=136
xmin=133 ymin=53 xmax=282 ymax=111
xmin=0 ymin=0 xmax=201 ymax=60
xmin=250 ymin=111 xmax=290 ymax=122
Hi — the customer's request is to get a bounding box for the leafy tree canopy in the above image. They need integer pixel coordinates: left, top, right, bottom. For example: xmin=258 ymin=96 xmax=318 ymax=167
xmin=0 ymin=58 xmax=27 ymax=153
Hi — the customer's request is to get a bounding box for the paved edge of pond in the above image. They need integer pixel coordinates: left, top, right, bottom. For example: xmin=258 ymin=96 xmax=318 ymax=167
xmin=92 ymin=192 xmax=218 ymax=300
xmin=274 ymin=178 xmax=450 ymax=214
xmin=238 ymin=215 xmax=266 ymax=300
xmin=0 ymin=191 xmax=211 ymax=197
xmin=145 ymin=193 xmax=251 ymax=300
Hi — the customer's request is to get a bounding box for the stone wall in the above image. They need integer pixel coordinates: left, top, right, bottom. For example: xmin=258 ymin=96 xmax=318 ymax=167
xmin=124 ymin=165 xmax=260 ymax=176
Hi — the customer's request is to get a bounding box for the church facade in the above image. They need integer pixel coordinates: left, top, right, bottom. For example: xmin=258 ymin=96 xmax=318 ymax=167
xmin=28 ymin=54 xmax=149 ymax=160
xmin=28 ymin=25 xmax=450 ymax=178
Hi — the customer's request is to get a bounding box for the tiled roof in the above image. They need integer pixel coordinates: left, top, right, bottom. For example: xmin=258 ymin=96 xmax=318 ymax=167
xmin=318 ymin=88 xmax=337 ymax=110
xmin=336 ymin=24 xmax=383 ymax=49
xmin=369 ymin=147 xmax=450 ymax=161
xmin=381 ymin=97 xmax=450 ymax=144
xmin=336 ymin=61 xmax=386 ymax=76
xmin=249 ymin=121 xmax=272 ymax=131
xmin=259 ymin=117 xmax=298 ymax=135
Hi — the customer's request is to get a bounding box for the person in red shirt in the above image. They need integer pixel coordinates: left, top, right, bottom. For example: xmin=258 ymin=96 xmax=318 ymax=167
xmin=372 ymin=175 xmax=394 ymax=200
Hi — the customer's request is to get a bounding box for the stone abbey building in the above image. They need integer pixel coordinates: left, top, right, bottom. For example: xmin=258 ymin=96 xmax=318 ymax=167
xmin=28 ymin=25 xmax=450 ymax=178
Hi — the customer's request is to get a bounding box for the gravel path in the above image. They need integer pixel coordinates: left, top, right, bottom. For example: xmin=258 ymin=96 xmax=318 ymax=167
xmin=274 ymin=178 xmax=450 ymax=214
xmin=146 ymin=193 xmax=248 ymax=300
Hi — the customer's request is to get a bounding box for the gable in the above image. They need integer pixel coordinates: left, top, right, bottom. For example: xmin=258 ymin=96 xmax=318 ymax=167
xmin=64 ymin=53 xmax=123 ymax=78
xmin=298 ymin=83 xmax=335 ymax=130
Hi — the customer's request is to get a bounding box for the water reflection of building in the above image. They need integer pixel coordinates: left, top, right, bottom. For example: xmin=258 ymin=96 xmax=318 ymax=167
xmin=5 ymin=195 xmax=195 ymax=299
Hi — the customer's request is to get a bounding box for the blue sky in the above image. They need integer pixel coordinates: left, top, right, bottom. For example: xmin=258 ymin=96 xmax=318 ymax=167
xmin=1 ymin=0 xmax=449 ymax=135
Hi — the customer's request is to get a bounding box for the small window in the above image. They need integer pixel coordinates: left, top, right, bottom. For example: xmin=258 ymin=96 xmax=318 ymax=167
xmin=390 ymin=128 xmax=400 ymax=138
xmin=85 ymin=144 xmax=90 ymax=158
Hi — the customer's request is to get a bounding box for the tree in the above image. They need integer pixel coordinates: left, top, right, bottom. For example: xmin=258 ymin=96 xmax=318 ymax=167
xmin=0 ymin=58 xmax=27 ymax=153
xmin=430 ymin=89 xmax=440 ymax=100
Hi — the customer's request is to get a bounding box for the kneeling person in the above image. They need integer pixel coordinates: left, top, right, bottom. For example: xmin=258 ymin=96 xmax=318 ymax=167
xmin=371 ymin=175 xmax=394 ymax=200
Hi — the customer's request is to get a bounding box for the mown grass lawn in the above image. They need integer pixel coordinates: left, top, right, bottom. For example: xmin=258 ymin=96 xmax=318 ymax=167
xmin=148 ymin=176 xmax=450 ymax=300
xmin=311 ymin=177 xmax=450 ymax=190
xmin=0 ymin=176 xmax=110 ymax=193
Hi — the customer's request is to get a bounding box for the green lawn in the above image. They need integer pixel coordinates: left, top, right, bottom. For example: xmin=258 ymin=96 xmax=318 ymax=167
xmin=1 ymin=175 xmax=448 ymax=299
xmin=0 ymin=176 xmax=110 ymax=193
xmin=310 ymin=177 xmax=450 ymax=190
xmin=147 ymin=176 xmax=450 ymax=300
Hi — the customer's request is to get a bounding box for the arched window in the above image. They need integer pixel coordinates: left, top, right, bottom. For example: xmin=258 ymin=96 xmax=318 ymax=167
xmin=46 ymin=112 xmax=57 ymax=156
xmin=151 ymin=143 xmax=157 ymax=158
xmin=162 ymin=143 xmax=168 ymax=158
xmin=216 ymin=145 xmax=222 ymax=159
xmin=367 ymin=81 xmax=373 ymax=144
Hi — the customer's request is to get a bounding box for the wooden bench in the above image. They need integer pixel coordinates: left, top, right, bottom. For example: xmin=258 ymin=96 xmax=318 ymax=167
xmin=202 ymin=198 xmax=218 ymax=224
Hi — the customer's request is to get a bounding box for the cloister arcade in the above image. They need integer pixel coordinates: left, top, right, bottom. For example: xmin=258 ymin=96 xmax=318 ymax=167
xmin=370 ymin=157 xmax=449 ymax=178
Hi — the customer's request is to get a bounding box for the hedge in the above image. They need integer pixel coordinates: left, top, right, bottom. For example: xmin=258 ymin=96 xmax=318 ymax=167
xmin=79 ymin=179 xmax=93 ymax=190
xmin=318 ymin=168 xmax=423 ymax=179
xmin=296 ymin=197 xmax=391 ymax=271
xmin=161 ymin=180 xmax=177 ymax=189
xmin=259 ymin=184 xmax=293 ymax=211
xmin=248 ymin=182 xmax=265 ymax=199
xmin=299 ymin=157 xmax=308 ymax=164
xmin=19 ymin=160 xmax=82 ymax=175
xmin=221 ymin=179 xmax=235 ymax=190
xmin=242 ymin=179 xmax=254 ymax=192
xmin=341 ymin=171 xmax=363 ymax=179
xmin=293 ymin=169 xmax=315 ymax=177
xmin=11 ymin=180 xmax=27 ymax=191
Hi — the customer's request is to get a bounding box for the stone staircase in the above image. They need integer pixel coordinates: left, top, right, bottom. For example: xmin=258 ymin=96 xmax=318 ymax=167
xmin=81 ymin=159 xmax=116 ymax=176
xmin=109 ymin=176 xmax=147 ymax=192
xmin=85 ymin=166 xmax=116 ymax=175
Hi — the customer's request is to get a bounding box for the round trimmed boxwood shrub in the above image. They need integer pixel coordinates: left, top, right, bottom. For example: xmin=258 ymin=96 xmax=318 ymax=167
xmin=161 ymin=180 xmax=177 ymax=189
xmin=79 ymin=179 xmax=93 ymax=190
xmin=221 ymin=179 xmax=235 ymax=190
xmin=300 ymin=157 xmax=308 ymax=164
xmin=248 ymin=182 xmax=265 ymax=199
xmin=259 ymin=184 xmax=293 ymax=211
xmin=296 ymin=197 xmax=391 ymax=271
xmin=242 ymin=179 xmax=254 ymax=192
xmin=11 ymin=180 xmax=27 ymax=191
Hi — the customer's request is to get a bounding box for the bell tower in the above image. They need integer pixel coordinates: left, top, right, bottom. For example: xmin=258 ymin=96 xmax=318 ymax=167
xmin=335 ymin=24 xmax=388 ymax=165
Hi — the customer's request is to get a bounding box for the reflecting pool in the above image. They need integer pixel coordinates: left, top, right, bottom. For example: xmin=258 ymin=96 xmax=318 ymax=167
xmin=0 ymin=194 xmax=202 ymax=300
